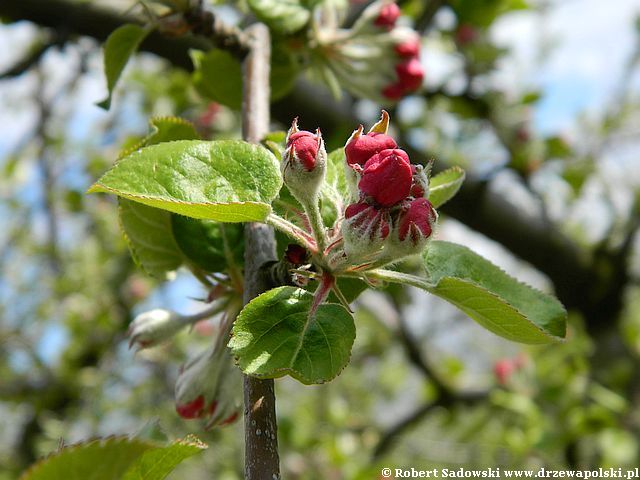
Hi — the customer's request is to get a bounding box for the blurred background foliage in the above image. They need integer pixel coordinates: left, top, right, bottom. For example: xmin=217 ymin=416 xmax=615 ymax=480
xmin=1 ymin=0 xmax=640 ymax=478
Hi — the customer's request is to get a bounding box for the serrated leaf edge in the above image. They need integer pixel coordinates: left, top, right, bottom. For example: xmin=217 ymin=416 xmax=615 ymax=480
xmin=230 ymin=287 xmax=355 ymax=385
xmin=18 ymin=435 xmax=158 ymax=480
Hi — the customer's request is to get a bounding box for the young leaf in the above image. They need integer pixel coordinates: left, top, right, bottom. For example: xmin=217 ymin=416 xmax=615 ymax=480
xmin=97 ymin=24 xmax=150 ymax=110
xmin=247 ymin=0 xmax=311 ymax=35
xmin=119 ymin=199 xmax=184 ymax=279
xmin=19 ymin=435 xmax=205 ymax=480
xmin=229 ymin=286 xmax=355 ymax=384
xmin=429 ymin=166 xmax=465 ymax=208
xmin=89 ymin=140 xmax=282 ymax=222
xmin=365 ymin=241 xmax=566 ymax=344
xmin=422 ymin=241 xmax=566 ymax=344
xmin=143 ymin=116 xmax=200 ymax=146
xmin=118 ymin=116 xmax=199 ymax=278
xmin=191 ymin=49 xmax=243 ymax=110
xmin=122 ymin=436 xmax=207 ymax=480
xmin=118 ymin=116 xmax=201 ymax=161
xmin=171 ymin=216 xmax=244 ymax=272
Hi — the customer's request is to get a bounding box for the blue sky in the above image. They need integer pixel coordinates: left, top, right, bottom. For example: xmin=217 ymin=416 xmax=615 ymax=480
xmin=1 ymin=0 xmax=639 ymax=367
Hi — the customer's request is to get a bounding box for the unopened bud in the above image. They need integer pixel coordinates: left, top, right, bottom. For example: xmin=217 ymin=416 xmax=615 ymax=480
xmin=395 ymin=58 xmax=424 ymax=92
xmin=175 ymin=344 xmax=242 ymax=427
xmin=282 ymin=119 xmax=327 ymax=201
xmin=345 ymin=126 xmax=398 ymax=168
xmin=396 ymin=198 xmax=437 ymax=247
xmin=394 ymin=37 xmax=420 ymax=58
xmin=374 ymin=2 xmax=401 ymax=30
xmin=342 ymin=202 xmax=391 ymax=260
xmin=285 ymin=243 xmax=309 ymax=265
xmin=358 ymin=148 xmax=413 ymax=207
xmin=128 ymin=308 xmax=184 ymax=349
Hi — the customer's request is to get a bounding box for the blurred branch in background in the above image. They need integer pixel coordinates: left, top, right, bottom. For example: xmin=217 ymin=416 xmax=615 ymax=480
xmin=1 ymin=0 xmax=640 ymax=477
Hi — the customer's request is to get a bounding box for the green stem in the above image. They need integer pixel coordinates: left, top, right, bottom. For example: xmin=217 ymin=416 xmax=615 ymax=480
xmin=344 ymin=268 xmax=434 ymax=291
xmin=266 ymin=213 xmax=317 ymax=252
xmin=304 ymin=196 xmax=328 ymax=255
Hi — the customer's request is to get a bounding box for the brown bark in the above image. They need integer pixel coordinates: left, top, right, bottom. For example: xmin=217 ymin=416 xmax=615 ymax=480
xmin=241 ymin=23 xmax=281 ymax=480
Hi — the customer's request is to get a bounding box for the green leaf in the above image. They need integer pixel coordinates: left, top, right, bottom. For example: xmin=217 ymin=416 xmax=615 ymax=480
xmin=143 ymin=116 xmax=200 ymax=145
xmin=230 ymin=286 xmax=355 ymax=384
xmin=247 ymin=0 xmax=311 ymax=35
xmin=271 ymin=42 xmax=300 ymax=100
xmin=119 ymin=199 xmax=184 ymax=279
xmin=20 ymin=437 xmax=151 ymax=480
xmin=118 ymin=116 xmax=200 ymax=278
xmin=429 ymin=166 xmax=465 ymax=208
xmin=191 ymin=49 xmax=243 ymax=110
xmin=97 ymin=24 xmax=150 ymax=110
xmin=20 ymin=435 xmax=205 ymax=480
xmin=191 ymin=46 xmax=300 ymax=108
xmin=171 ymin=216 xmax=244 ymax=272
xmin=122 ymin=435 xmax=207 ymax=480
xmin=89 ymin=140 xmax=282 ymax=222
xmin=422 ymin=241 xmax=566 ymax=344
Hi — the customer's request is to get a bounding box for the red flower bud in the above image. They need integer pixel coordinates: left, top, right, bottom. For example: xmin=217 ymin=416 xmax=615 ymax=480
xmin=345 ymin=202 xmax=391 ymax=240
xmin=494 ymin=359 xmax=515 ymax=385
xmin=395 ymin=38 xmax=420 ymax=58
xmin=455 ymin=23 xmax=478 ymax=46
xmin=359 ymin=149 xmax=412 ymax=207
xmin=397 ymin=198 xmax=436 ymax=243
xmin=395 ymin=58 xmax=424 ymax=92
xmin=345 ymin=131 xmax=398 ymax=167
xmin=382 ymin=82 xmax=405 ymax=100
xmin=176 ymin=395 xmax=207 ymax=419
xmin=285 ymin=244 xmax=309 ymax=265
xmin=374 ymin=3 xmax=401 ymax=29
xmin=287 ymin=130 xmax=319 ymax=171
xmin=220 ymin=412 xmax=239 ymax=426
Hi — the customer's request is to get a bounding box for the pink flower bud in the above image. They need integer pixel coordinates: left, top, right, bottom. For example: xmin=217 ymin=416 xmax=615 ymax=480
xmin=494 ymin=359 xmax=515 ymax=385
xmin=395 ymin=58 xmax=424 ymax=92
xmin=397 ymin=198 xmax=436 ymax=243
xmin=382 ymin=82 xmax=405 ymax=100
xmin=358 ymin=149 xmax=412 ymax=207
xmin=175 ymin=344 xmax=242 ymax=427
xmin=287 ymin=131 xmax=319 ymax=171
xmin=282 ymin=119 xmax=327 ymax=201
xmin=176 ymin=395 xmax=209 ymax=419
xmin=345 ymin=130 xmax=398 ymax=168
xmin=455 ymin=23 xmax=478 ymax=46
xmin=374 ymin=3 xmax=401 ymax=29
xmin=395 ymin=38 xmax=420 ymax=58
xmin=344 ymin=202 xmax=390 ymax=240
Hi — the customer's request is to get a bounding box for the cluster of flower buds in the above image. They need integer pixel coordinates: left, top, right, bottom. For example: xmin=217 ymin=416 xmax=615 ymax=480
xmin=314 ymin=0 xmax=424 ymax=102
xmin=175 ymin=342 xmax=242 ymax=428
xmin=281 ymin=118 xmax=327 ymax=202
xmin=342 ymin=111 xmax=437 ymax=262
